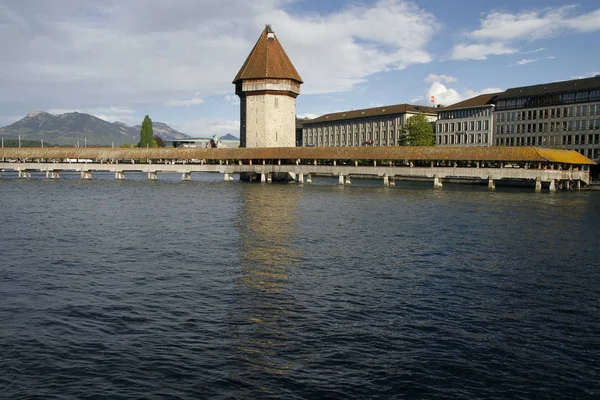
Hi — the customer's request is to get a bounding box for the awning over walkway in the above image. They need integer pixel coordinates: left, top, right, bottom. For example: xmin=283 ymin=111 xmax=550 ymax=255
xmin=0 ymin=146 xmax=595 ymax=165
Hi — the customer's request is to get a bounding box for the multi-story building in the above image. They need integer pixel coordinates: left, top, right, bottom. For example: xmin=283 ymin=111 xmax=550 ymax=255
xmin=493 ymin=76 xmax=600 ymax=159
xmin=302 ymin=104 xmax=438 ymax=147
xmin=435 ymin=93 xmax=500 ymax=147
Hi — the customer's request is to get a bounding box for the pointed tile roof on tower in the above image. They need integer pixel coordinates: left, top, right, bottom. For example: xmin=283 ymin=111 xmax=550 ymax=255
xmin=233 ymin=25 xmax=303 ymax=84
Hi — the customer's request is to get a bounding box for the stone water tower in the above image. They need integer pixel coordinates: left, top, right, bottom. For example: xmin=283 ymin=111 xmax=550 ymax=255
xmin=233 ymin=25 xmax=303 ymax=148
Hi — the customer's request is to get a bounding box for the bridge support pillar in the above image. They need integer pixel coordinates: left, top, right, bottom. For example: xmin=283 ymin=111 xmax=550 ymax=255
xmin=267 ymin=173 xmax=272 ymax=183
xmin=115 ymin=171 xmax=125 ymax=180
xmin=433 ymin=175 xmax=443 ymax=189
xmin=345 ymin=175 xmax=352 ymax=185
xmin=535 ymin=177 xmax=542 ymax=193
xmin=298 ymin=173 xmax=304 ymax=184
xmin=223 ymin=172 xmax=229 ymax=182
xmin=306 ymin=174 xmax=312 ymax=184
xmin=338 ymin=174 xmax=344 ymax=185
xmin=260 ymin=173 xmax=266 ymax=183
xmin=389 ymin=177 xmax=395 ymax=187
xmin=383 ymin=175 xmax=389 ymax=187
xmin=549 ymin=180 xmax=557 ymax=192
xmin=575 ymin=180 xmax=581 ymax=191
xmin=488 ymin=176 xmax=495 ymax=191
xmin=182 ymin=172 xmax=191 ymax=181
xmin=148 ymin=172 xmax=158 ymax=181
xmin=81 ymin=171 xmax=92 ymax=180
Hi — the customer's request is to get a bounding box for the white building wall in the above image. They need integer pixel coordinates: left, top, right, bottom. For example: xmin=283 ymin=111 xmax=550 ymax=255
xmin=435 ymin=106 xmax=494 ymax=147
xmin=302 ymin=112 xmax=438 ymax=147
xmin=493 ymin=103 xmax=600 ymax=159
xmin=245 ymin=94 xmax=296 ymax=148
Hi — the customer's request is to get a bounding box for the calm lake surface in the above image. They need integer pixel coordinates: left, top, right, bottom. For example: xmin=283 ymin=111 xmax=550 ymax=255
xmin=1 ymin=172 xmax=599 ymax=399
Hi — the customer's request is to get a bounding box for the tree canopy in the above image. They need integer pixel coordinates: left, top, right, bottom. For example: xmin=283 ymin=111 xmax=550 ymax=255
xmin=401 ymin=113 xmax=435 ymax=146
xmin=138 ymin=115 xmax=157 ymax=148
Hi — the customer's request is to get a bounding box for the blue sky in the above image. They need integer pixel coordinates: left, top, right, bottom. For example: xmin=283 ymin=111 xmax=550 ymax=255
xmin=0 ymin=0 xmax=599 ymax=136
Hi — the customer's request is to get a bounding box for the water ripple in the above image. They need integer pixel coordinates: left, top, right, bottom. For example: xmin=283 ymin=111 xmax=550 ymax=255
xmin=0 ymin=180 xmax=599 ymax=398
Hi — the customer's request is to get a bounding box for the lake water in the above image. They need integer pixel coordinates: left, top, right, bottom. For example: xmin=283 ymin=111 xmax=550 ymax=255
xmin=1 ymin=172 xmax=599 ymax=399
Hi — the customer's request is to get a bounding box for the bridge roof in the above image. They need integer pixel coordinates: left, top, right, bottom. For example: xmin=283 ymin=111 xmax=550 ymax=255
xmin=0 ymin=147 xmax=594 ymax=165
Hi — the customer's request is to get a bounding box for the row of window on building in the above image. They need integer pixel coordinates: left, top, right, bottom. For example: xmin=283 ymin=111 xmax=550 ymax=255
xmin=437 ymin=120 xmax=490 ymax=133
xmin=496 ymin=133 xmax=600 ymax=146
xmin=438 ymin=108 xmax=491 ymax=120
xmin=496 ymin=119 xmax=600 ymax=134
xmin=495 ymin=90 xmax=600 ymax=110
xmin=495 ymin=104 xmax=600 ymax=122
xmin=304 ymin=130 xmax=404 ymax=146
xmin=437 ymin=133 xmax=489 ymax=145
xmin=495 ymin=136 xmax=599 ymax=158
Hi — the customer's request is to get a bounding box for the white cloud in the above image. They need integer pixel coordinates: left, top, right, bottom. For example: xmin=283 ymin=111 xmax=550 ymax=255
xmin=571 ymin=72 xmax=600 ymax=79
xmin=452 ymin=42 xmax=517 ymax=60
xmin=564 ymin=9 xmax=600 ymax=32
xmin=297 ymin=113 xmax=320 ymax=120
xmin=516 ymin=58 xmax=536 ymax=65
xmin=0 ymin=0 xmax=439 ymax=111
xmin=224 ymin=95 xmax=240 ymax=105
xmin=424 ymin=74 xmax=457 ymax=84
xmin=470 ymin=7 xmax=573 ymax=41
xmin=464 ymin=87 xmax=504 ymax=98
xmin=522 ymin=47 xmax=547 ymax=54
xmin=452 ymin=6 xmax=600 ymax=61
xmin=171 ymin=119 xmax=240 ymax=137
xmin=510 ymin=56 xmax=555 ymax=67
xmin=166 ymin=98 xmax=205 ymax=107
xmin=426 ymin=82 xmax=462 ymax=106
xmin=412 ymin=74 xmax=502 ymax=107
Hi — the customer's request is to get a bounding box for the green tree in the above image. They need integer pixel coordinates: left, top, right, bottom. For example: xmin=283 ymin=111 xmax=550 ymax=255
xmin=138 ymin=115 xmax=155 ymax=148
xmin=400 ymin=113 xmax=435 ymax=146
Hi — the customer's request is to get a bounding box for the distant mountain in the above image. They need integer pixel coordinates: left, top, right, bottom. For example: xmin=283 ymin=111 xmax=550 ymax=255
xmin=133 ymin=121 xmax=189 ymax=141
xmin=0 ymin=110 xmax=190 ymax=146
xmin=220 ymin=133 xmax=239 ymax=140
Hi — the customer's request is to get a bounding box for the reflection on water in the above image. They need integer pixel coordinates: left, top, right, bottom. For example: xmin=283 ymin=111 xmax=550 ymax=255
xmin=230 ymin=184 xmax=303 ymax=387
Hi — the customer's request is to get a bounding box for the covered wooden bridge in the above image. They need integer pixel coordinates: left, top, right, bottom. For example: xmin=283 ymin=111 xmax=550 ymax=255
xmin=0 ymin=146 xmax=594 ymax=191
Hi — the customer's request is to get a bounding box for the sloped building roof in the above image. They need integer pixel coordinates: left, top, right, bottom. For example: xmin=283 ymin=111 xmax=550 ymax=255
xmin=305 ymin=104 xmax=439 ymax=125
xmin=233 ymin=26 xmax=303 ymax=84
xmin=496 ymin=75 xmax=600 ymax=100
xmin=443 ymin=93 xmax=502 ymax=110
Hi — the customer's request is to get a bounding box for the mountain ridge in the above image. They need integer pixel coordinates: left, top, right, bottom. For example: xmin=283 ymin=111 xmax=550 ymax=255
xmin=0 ymin=110 xmax=190 ymax=146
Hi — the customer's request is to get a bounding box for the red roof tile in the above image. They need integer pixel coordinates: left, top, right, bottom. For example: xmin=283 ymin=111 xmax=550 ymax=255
xmin=233 ymin=26 xmax=303 ymax=84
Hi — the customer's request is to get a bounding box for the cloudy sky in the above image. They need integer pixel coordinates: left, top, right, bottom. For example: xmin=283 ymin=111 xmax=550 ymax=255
xmin=1 ymin=0 xmax=599 ymax=136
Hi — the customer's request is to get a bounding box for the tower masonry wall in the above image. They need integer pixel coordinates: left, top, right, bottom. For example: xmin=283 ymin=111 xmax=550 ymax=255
xmin=244 ymin=94 xmax=296 ymax=148
xmin=240 ymin=79 xmax=300 ymax=95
